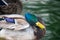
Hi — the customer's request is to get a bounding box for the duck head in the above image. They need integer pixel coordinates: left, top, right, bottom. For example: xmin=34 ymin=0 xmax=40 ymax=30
xmin=25 ymin=12 xmax=45 ymax=30
xmin=25 ymin=12 xmax=46 ymax=39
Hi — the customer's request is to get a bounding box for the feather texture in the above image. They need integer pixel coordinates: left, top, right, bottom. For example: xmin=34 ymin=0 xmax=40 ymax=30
xmin=25 ymin=12 xmax=38 ymax=26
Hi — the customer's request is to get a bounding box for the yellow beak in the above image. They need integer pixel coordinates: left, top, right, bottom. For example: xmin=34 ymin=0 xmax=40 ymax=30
xmin=36 ymin=22 xmax=45 ymax=29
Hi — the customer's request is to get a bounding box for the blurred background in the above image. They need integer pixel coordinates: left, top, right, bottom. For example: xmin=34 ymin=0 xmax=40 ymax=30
xmin=21 ymin=0 xmax=60 ymax=40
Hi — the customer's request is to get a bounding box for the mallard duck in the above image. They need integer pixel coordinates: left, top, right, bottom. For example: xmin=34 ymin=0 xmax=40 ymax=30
xmin=0 ymin=13 xmax=46 ymax=40
xmin=0 ymin=0 xmax=46 ymax=40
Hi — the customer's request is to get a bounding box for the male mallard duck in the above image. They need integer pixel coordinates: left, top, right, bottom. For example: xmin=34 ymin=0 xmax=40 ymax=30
xmin=0 ymin=0 xmax=46 ymax=40
xmin=0 ymin=13 xmax=46 ymax=40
